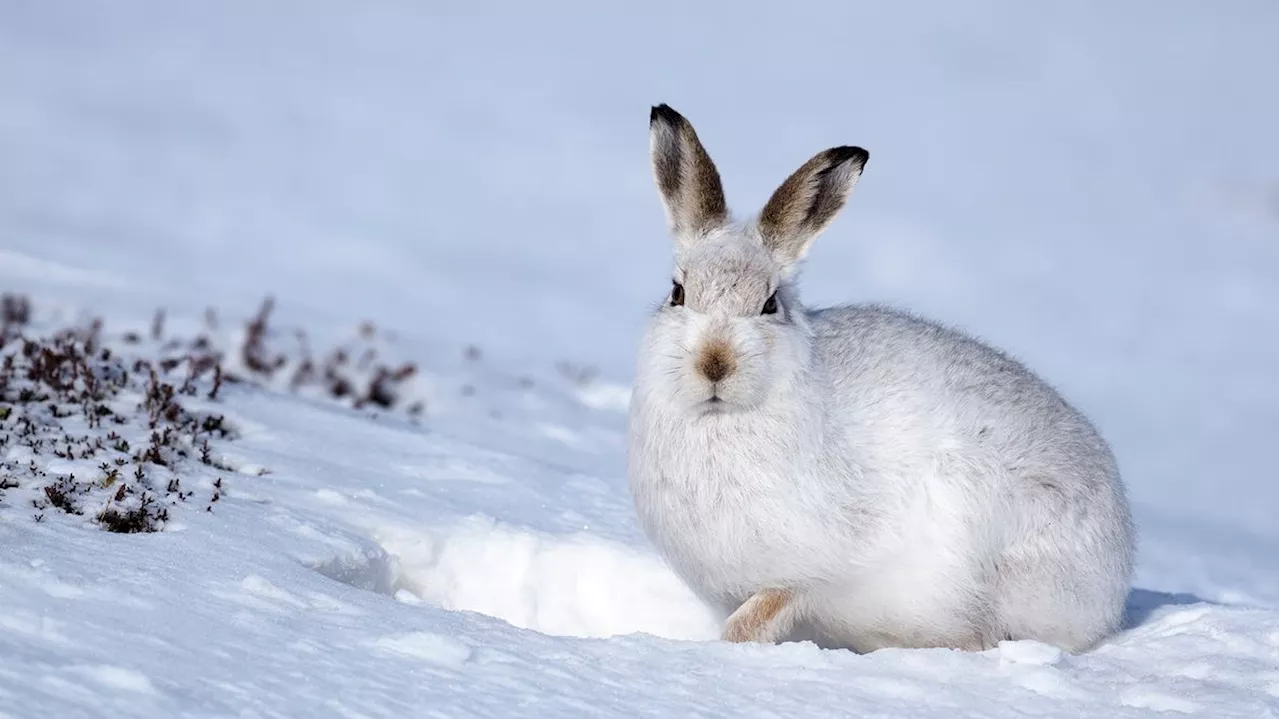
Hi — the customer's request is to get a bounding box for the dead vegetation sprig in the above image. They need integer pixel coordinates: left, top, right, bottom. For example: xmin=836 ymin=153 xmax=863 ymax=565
xmin=225 ymin=297 xmax=421 ymax=414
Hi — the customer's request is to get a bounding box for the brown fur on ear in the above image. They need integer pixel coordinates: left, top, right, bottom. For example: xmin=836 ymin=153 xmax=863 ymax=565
xmin=649 ymin=104 xmax=728 ymax=241
xmin=759 ymin=145 xmax=868 ymax=264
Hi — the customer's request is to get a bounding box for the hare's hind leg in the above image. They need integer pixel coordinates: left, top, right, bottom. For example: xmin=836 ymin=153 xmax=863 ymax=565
xmin=722 ymin=589 xmax=796 ymax=643
xmin=995 ymin=472 xmax=1133 ymax=653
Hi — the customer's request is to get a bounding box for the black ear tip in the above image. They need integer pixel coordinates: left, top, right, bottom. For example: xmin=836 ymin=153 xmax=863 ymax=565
xmin=650 ymin=103 xmax=686 ymax=128
xmin=828 ymin=145 xmax=870 ymax=167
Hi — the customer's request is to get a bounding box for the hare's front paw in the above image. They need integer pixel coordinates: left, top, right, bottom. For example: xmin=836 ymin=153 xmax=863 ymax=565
xmin=722 ymin=589 xmax=795 ymax=644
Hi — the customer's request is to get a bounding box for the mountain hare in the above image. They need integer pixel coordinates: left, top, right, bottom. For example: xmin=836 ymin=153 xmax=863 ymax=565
xmin=627 ymin=104 xmax=1135 ymax=654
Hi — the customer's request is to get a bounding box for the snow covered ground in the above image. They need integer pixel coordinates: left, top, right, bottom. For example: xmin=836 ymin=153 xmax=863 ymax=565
xmin=0 ymin=1 xmax=1276 ymax=717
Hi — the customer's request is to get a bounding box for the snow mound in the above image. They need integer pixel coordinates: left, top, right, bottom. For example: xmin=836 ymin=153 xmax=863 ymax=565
xmin=371 ymin=516 xmax=720 ymax=641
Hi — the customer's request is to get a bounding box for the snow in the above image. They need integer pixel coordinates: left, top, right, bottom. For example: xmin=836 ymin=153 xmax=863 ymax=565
xmin=0 ymin=1 xmax=1276 ymax=717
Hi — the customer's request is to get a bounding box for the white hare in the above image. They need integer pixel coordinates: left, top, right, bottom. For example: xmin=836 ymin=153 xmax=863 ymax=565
xmin=627 ymin=104 xmax=1135 ymax=653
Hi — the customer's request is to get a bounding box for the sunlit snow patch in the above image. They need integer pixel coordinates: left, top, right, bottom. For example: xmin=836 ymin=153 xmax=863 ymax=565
xmin=350 ymin=516 xmax=720 ymax=641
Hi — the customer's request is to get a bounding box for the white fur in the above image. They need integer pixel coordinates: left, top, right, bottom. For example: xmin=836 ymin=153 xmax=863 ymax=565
xmin=627 ymin=110 xmax=1135 ymax=654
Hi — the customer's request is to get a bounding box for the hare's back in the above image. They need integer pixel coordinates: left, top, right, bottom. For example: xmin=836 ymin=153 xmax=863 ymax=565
xmin=809 ymin=303 xmax=1108 ymax=464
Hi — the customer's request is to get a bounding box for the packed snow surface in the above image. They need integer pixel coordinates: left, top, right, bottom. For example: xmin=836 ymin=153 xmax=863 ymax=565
xmin=0 ymin=1 xmax=1275 ymax=717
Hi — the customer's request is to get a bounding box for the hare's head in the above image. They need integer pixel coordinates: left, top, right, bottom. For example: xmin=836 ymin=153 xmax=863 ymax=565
xmin=642 ymin=104 xmax=868 ymax=413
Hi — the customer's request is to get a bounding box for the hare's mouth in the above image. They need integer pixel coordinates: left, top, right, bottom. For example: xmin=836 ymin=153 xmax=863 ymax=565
xmin=697 ymin=395 xmax=730 ymax=414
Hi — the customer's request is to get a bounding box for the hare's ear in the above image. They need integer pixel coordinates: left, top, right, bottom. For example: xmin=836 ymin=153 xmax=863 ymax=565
xmin=649 ymin=104 xmax=728 ymax=244
xmin=758 ymin=146 xmax=868 ymax=266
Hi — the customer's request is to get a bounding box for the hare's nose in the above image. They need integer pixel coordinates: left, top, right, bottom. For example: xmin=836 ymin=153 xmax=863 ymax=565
xmin=696 ymin=340 xmax=736 ymax=383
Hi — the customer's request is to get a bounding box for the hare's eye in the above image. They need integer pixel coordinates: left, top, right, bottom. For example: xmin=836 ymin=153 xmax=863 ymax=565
xmin=761 ymin=292 xmax=778 ymax=315
xmin=670 ymin=282 xmax=685 ymax=307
